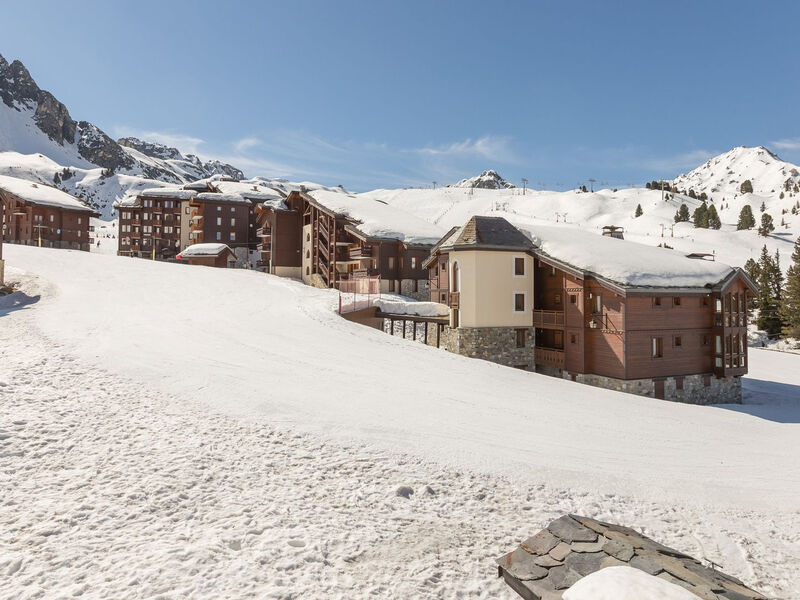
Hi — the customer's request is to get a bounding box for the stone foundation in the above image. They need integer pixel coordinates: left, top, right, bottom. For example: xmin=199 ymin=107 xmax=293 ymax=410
xmin=443 ymin=326 xmax=534 ymax=370
xmin=538 ymin=367 xmax=742 ymax=404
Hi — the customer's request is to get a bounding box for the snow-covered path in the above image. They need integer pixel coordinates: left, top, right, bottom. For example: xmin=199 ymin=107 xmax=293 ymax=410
xmin=1 ymin=246 xmax=799 ymax=598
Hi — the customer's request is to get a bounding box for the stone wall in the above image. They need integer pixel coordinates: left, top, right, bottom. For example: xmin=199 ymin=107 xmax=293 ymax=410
xmin=443 ymin=326 xmax=534 ymax=370
xmin=399 ymin=278 xmax=430 ymax=302
xmin=539 ymin=367 xmax=742 ymax=404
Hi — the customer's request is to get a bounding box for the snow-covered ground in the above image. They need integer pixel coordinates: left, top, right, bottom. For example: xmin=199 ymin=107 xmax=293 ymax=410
xmin=1 ymin=246 xmax=799 ymax=598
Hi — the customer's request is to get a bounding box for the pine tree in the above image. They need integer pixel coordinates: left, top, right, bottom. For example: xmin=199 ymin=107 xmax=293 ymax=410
xmin=760 ymin=201 xmax=766 ymax=213
xmin=780 ymin=237 xmax=800 ymax=339
xmin=706 ymin=204 xmax=721 ymax=229
xmin=737 ymin=204 xmax=755 ymax=229
xmin=692 ymin=201 xmax=709 ymax=228
xmin=758 ymin=212 xmax=775 ymax=236
xmin=756 ymin=245 xmax=782 ymax=335
xmin=674 ymin=203 xmax=690 ymax=223
xmin=741 ymin=180 xmax=754 ymax=194
xmin=635 ymin=204 xmax=643 ymax=218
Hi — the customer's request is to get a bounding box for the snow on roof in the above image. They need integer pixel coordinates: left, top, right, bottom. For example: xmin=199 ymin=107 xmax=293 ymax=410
xmin=562 ymin=566 xmax=698 ymax=600
xmin=177 ymin=243 xmax=232 ymax=257
xmin=212 ymin=180 xmax=284 ymax=202
xmin=195 ymin=192 xmax=252 ymax=204
xmin=0 ymin=174 xmax=94 ymax=213
xmin=307 ymin=189 xmax=445 ymax=244
xmin=140 ymin=187 xmax=197 ymax=200
xmin=374 ymin=299 xmax=449 ymax=317
xmin=521 ymin=222 xmax=735 ymax=289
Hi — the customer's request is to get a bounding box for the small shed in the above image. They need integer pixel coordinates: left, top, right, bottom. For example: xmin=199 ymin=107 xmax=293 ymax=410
xmin=601 ymin=225 xmax=624 ymax=239
xmin=497 ymin=514 xmax=768 ymax=600
xmin=176 ymin=243 xmax=236 ymax=268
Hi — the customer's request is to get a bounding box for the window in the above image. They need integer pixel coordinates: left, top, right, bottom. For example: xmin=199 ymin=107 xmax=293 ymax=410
xmin=702 ymin=297 xmax=709 ymax=307
xmin=653 ymin=297 xmax=662 ymax=307
xmin=231 ymin=218 xmax=236 ymax=227
xmin=715 ymin=335 xmax=722 ymax=354
xmin=514 ymin=293 xmax=525 ymax=312
xmin=411 ymin=257 xmax=417 ymax=270
xmin=674 ymin=336 xmax=682 ymax=347
xmin=217 ymin=206 xmax=222 ymax=212
xmin=231 ymin=207 xmax=235 ymax=213
xmin=216 ymin=217 xmax=222 ymax=226
xmin=514 ymin=257 xmax=525 ymax=276
xmin=675 ymin=377 xmax=684 ymax=391
xmin=715 ymin=298 xmax=722 ymax=313
xmin=216 ymin=232 xmax=221 ymax=241
xmin=388 ymin=257 xmax=395 ymax=269
xmin=569 ymin=295 xmax=577 ymax=305
xmin=230 ymin=232 xmax=236 ymax=241
xmin=554 ymin=293 xmax=562 ymax=304
xmin=78 ymin=217 xmax=82 ymax=225
xmin=652 ymin=337 xmax=663 ymax=358
xmin=594 ymin=294 xmax=602 ymax=314
xmin=185 ymin=207 xmax=191 ymax=214
xmin=49 ymin=214 xmax=54 ymax=222
xmin=550 ymin=266 xmax=556 ymax=277
xmin=570 ymin=334 xmax=577 ymax=344
xmin=702 ymin=334 xmax=711 ymax=346
xmin=515 ymin=329 xmax=526 ymax=348
xmin=673 ymin=297 xmax=681 ymax=306
xmin=440 ymin=293 xmax=447 ymax=302
xmin=433 ymin=265 xmax=438 ymax=276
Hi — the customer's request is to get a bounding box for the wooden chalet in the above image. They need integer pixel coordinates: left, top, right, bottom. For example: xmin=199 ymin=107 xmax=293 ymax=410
xmin=117 ymin=187 xmax=194 ymax=259
xmin=299 ymin=189 xmax=436 ymax=296
xmin=176 ymin=243 xmax=236 ymax=268
xmin=254 ymin=192 xmax=303 ymax=277
xmin=0 ymin=174 xmax=97 ymax=252
xmin=184 ymin=178 xmax=277 ymax=264
xmin=424 ymin=215 xmax=757 ymax=404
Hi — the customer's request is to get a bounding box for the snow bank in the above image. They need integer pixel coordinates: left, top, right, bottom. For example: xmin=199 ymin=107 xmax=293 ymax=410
xmin=374 ymin=299 xmax=449 ymax=317
xmin=308 ymin=189 xmax=445 ymax=244
xmin=563 ymin=566 xmax=698 ymax=600
xmin=523 ymin=223 xmax=735 ymax=288
xmin=177 ymin=243 xmax=230 ymax=257
xmin=0 ymin=173 xmax=94 ymax=212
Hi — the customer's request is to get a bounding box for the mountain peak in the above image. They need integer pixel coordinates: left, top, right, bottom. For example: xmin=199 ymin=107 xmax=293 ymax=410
xmin=449 ymin=169 xmax=516 ymax=189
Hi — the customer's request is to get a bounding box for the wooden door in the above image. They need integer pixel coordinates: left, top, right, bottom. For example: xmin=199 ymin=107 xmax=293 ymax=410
xmin=654 ymin=379 xmax=665 ymax=400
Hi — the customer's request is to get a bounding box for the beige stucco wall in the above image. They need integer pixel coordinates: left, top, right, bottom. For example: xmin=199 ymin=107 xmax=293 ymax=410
xmin=274 ymin=265 xmax=302 ymax=278
xmin=451 ymin=250 xmax=533 ymax=328
xmin=301 ymin=224 xmax=313 ymax=284
xmin=180 ymin=200 xmax=191 ymax=251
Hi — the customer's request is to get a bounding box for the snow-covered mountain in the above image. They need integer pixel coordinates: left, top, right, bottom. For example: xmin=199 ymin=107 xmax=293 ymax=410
xmin=0 ymin=54 xmax=244 ymax=218
xmin=448 ymin=169 xmax=515 ymax=189
xmin=363 ymin=148 xmax=800 ymax=274
xmin=672 ymin=146 xmax=800 ymax=201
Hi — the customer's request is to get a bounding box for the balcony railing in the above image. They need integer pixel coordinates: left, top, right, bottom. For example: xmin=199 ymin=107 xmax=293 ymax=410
xmin=348 ymin=245 xmax=372 ymax=259
xmin=533 ymin=309 xmax=565 ymax=327
xmin=535 ymin=347 xmax=565 ymax=369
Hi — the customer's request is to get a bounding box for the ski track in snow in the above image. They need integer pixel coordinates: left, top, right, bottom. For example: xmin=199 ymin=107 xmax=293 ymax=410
xmin=0 ymin=265 xmax=799 ymax=598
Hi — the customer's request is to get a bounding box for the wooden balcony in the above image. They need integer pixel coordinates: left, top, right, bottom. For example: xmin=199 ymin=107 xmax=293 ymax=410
xmin=153 ymin=206 xmax=163 ymax=214
xmin=535 ymin=347 xmax=565 ymax=369
xmin=533 ymin=309 xmax=565 ymax=328
xmin=449 ymin=291 xmax=460 ymax=309
xmin=131 ymin=219 xmax=141 ymax=226
xmin=348 ymin=245 xmax=372 ymax=259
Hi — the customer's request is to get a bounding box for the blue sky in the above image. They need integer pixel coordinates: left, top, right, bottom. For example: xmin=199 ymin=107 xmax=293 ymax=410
xmin=3 ymin=1 xmax=799 ymax=190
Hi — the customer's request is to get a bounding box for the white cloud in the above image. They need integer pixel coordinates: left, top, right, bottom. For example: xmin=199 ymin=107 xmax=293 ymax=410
xmin=640 ymin=149 xmax=716 ymax=173
xmin=112 ymin=126 xmax=206 ymax=155
xmin=771 ymin=138 xmax=800 ymax=151
xmin=233 ymin=137 xmax=262 ymax=153
xmin=416 ymin=135 xmax=518 ymax=163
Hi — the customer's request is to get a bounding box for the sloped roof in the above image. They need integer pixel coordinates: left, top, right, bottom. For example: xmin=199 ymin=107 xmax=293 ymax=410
xmin=497 ymin=514 xmax=767 ymax=600
xmin=177 ymin=243 xmax=233 ymax=258
xmin=445 ymin=216 xmax=535 ymax=251
xmin=0 ymin=174 xmax=96 ymax=214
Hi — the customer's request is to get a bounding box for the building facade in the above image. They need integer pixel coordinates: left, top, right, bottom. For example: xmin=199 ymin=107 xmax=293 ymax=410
xmin=117 ymin=189 xmax=192 ymax=258
xmin=0 ymin=176 xmax=97 ymax=252
xmin=425 ymin=216 xmax=756 ymax=404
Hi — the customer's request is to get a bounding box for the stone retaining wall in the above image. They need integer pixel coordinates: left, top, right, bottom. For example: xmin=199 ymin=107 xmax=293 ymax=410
xmin=444 ymin=326 xmax=534 ymax=371
xmin=538 ymin=367 xmax=742 ymax=404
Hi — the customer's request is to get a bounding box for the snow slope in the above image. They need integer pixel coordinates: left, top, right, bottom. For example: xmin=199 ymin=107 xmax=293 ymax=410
xmin=363 ymin=167 xmax=800 ymax=274
xmin=1 ymin=245 xmax=798 ymax=598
